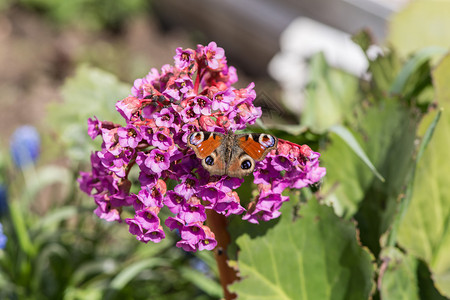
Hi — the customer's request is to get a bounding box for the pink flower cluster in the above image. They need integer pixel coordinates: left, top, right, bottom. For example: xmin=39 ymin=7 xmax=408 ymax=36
xmin=78 ymin=42 xmax=326 ymax=251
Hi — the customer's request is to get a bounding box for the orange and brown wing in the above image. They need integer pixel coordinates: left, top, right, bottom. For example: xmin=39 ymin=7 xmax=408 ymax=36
xmin=238 ymin=133 xmax=277 ymax=161
xmin=187 ymin=132 xmax=223 ymax=159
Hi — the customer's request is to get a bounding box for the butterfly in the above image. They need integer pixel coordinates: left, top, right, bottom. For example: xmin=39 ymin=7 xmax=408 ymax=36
xmin=187 ymin=131 xmax=278 ymax=178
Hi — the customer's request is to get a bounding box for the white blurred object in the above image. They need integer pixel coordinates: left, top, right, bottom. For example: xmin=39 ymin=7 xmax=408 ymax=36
xmin=269 ymin=17 xmax=372 ymax=114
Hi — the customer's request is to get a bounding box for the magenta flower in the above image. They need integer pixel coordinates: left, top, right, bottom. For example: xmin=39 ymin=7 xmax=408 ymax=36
xmin=78 ymin=42 xmax=326 ymax=252
xmin=202 ymin=42 xmax=225 ymax=69
xmin=178 ymin=197 xmax=207 ymax=223
xmin=192 ymin=96 xmax=212 ymax=115
xmin=151 ymin=128 xmax=173 ymax=150
xmin=164 ymin=76 xmax=194 ymax=101
xmin=117 ymin=125 xmax=142 ymax=148
xmin=211 ymin=89 xmax=234 ymax=112
xmin=198 ymin=226 xmax=217 ymax=251
xmin=180 ymin=223 xmax=205 ymax=245
xmin=135 ymin=208 xmax=161 ymax=230
xmin=116 ymin=96 xmax=141 ymax=121
xmin=136 ymin=186 xmax=163 ymax=207
xmin=180 ymin=105 xmax=201 ymax=123
xmin=94 ymin=194 xmax=121 ymax=222
xmin=174 ymin=47 xmax=195 ymax=69
xmin=87 ymin=117 xmax=102 ymax=139
xmin=154 ymin=108 xmax=175 ymax=128
xmin=147 ymin=149 xmax=171 ymax=174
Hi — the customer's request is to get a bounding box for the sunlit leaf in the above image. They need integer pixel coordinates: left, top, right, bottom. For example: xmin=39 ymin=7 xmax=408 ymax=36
xmin=390 ymin=47 xmax=446 ymax=95
xmin=397 ymin=54 xmax=450 ymax=297
xmin=379 ymin=247 xmax=420 ymax=300
xmin=321 ymin=98 xmax=420 ymax=256
xmin=301 ymin=53 xmax=360 ymax=133
xmin=330 ymin=125 xmax=384 ymax=182
xmin=388 ymin=1 xmax=450 ymax=58
xmin=230 ymin=199 xmax=374 ymax=300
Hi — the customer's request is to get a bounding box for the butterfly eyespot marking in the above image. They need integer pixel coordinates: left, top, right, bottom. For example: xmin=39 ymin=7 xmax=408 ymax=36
xmin=241 ymin=160 xmax=252 ymax=170
xmin=205 ymin=156 xmax=214 ymax=166
xmin=259 ymin=134 xmax=276 ymax=148
xmin=189 ymin=132 xmax=204 ymax=146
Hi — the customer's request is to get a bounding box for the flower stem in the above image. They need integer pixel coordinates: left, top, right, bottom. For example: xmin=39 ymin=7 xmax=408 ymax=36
xmin=206 ymin=209 xmax=238 ymax=300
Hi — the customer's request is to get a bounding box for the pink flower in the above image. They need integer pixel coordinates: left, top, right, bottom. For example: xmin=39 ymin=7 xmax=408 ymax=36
xmin=202 ymin=42 xmax=225 ymax=69
xmin=78 ymin=42 xmax=326 ymax=252
xmin=174 ymin=47 xmax=195 ymax=69
xmin=211 ymin=89 xmax=234 ymax=111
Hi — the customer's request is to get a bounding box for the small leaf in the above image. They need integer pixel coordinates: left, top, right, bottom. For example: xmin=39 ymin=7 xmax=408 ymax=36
xmin=352 ymin=29 xmax=374 ymax=53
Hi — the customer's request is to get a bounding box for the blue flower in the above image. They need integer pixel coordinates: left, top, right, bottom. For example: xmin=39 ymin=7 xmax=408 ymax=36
xmin=0 ymin=223 xmax=6 ymax=249
xmin=0 ymin=184 xmax=7 ymax=215
xmin=10 ymin=125 xmax=40 ymax=168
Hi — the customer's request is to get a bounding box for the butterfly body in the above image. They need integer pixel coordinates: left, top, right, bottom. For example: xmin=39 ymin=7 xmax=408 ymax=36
xmin=187 ymin=131 xmax=277 ymax=178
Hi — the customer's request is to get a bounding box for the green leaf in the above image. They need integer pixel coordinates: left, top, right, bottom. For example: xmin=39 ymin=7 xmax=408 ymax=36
xmin=386 ymin=109 xmax=442 ymax=248
xmin=379 ymin=247 xmax=420 ymax=300
xmin=109 ymin=258 xmax=166 ymax=290
xmin=397 ymin=54 xmax=450 ymax=297
xmin=180 ymin=267 xmax=223 ymax=298
xmin=417 ymin=260 xmax=450 ymax=300
xmin=330 ymin=125 xmax=384 ymax=182
xmin=301 ymin=53 xmax=360 ymax=133
xmin=388 ymin=1 xmax=450 ymax=58
xmin=321 ymin=98 xmax=420 ymax=255
xmin=35 ymin=206 xmax=78 ymax=229
xmin=351 ymin=30 xmax=374 ymax=53
xmin=366 ymin=49 xmax=403 ymax=95
xmin=390 ymin=46 xmax=447 ymax=95
xmin=69 ymin=259 xmax=118 ymax=287
xmin=229 ymin=199 xmax=374 ymax=300
xmin=9 ymin=201 xmax=37 ymax=257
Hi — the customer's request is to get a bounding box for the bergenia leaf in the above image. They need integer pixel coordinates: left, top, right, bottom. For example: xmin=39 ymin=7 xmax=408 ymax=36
xmin=329 ymin=125 xmax=384 ymax=182
xmin=397 ymin=54 xmax=450 ymax=297
xmin=229 ymin=199 xmax=374 ymax=300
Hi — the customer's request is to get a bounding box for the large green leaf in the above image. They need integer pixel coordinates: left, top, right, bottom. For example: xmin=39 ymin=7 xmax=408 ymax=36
xmin=301 ymin=53 xmax=360 ymax=133
xmin=321 ymin=98 xmax=418 ymax=226
xmin=318 ymin=41 xmax=436 ymax=256
xmin=397 ymin=54 xmax=450 ymax=297
xmin=229 ymin=199 xmax=374 ymax=300
xmin=388 ymin=1 xmax=450 ymax=58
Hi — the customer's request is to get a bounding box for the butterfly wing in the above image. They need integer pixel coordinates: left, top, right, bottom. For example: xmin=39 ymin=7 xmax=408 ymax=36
xmin=225 ymin=133 xmax=278 ymax=178
xmin=187 ymin=131 xmax=227 ymax=176
xmin=237 ymin=133 xmax=277 ymax=161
